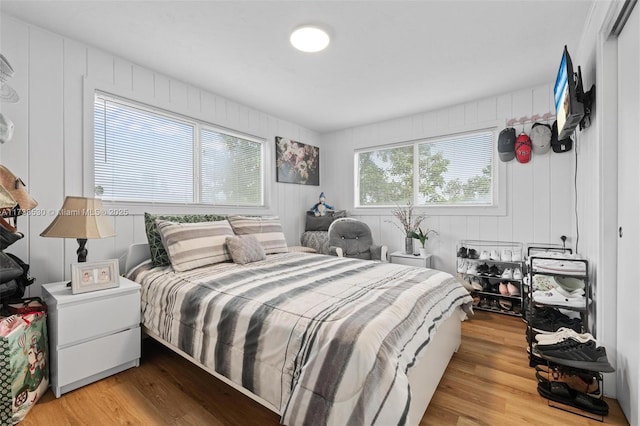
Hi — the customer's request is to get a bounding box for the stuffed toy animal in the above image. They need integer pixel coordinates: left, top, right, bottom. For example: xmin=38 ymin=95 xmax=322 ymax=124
xmin=311 ymin=192 xmax=334 ymax=216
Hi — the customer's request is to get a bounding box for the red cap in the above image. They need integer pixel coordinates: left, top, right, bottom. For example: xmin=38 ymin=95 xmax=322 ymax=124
xmin=515 ymin=133 xmax=532 ymax=164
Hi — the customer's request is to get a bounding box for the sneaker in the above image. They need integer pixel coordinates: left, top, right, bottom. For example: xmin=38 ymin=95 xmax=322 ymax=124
xmin=501 ymin=268 xmax=513 ymax=279
xmin=479 ymin=250 xmax=490 ymax=260
xmin=499 ymin=282 xmax=509 ymax=295
xmin=501 ymin=249 xmax=512 ymax=262
xmin=488 ymin=265 xmax=501 ymax=277
xmin=530 ymin=309 xmax=583 ymax=334
xmin=477 ymin=263 xmax=489 ymax=275
xmin=507 ymin=282 xmax=520 ymax=296
xmin=535 ymin=327 xmax=595 ymax=345
xmin=479 ymin=298 xmax=490 ymax=309
xmin=490 ymin=249 xmax=500 ymax=260
xmin=499 ymin=298 xmax=512 ymax=311
xmin=489 ymin=299 xmax=500 ymax=310
xmin=468 ymin=248 xmax=479 ymax=259
xmin=533 ymin=288 xmax=588 ymax=308
xmin=457 ymin=246 xmax=468 ymax=258
xmin=513 ymin=267 xmax=523 ymax=280
xmin=535 ymin=365 xmax=601 ymax=397
xmin=536 ymin=340 xmax=615 ymax=372
xmin=511 ymin=247 xmax=522 ymax=262
xmin=470 ymin=277 xmax=484 ymax=291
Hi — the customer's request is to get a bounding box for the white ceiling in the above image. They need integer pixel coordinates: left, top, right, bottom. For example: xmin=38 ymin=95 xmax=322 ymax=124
xmin=0 ymin=0 xmax=594 ymax=133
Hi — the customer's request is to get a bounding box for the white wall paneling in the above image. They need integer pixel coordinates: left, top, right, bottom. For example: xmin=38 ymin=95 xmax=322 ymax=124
xmin=322 ymin=84 xmax=577 ymax=276
xmin=0 ymin=15 xmax=321 ymax=289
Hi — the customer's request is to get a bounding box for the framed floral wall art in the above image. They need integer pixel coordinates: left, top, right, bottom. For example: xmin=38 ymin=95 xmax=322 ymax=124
xmin=275 ymin=136 xmax=319 ymax=185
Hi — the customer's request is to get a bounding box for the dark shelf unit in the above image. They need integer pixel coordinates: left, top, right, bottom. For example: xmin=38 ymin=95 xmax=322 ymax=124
xmin=525 ymin=247 xmax=606 ymax=420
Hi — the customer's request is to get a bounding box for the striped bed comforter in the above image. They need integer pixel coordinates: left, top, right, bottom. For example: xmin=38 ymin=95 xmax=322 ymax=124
xmin=130 ymin=252 xmax=472 ymax=425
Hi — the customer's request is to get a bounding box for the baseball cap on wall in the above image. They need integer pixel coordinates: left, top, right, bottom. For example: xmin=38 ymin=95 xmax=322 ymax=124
xmin=515 ymin=133 xmax=532 ymax=164
xmin=498 ymin=127 xmax=516 ymax=162
xmin=551 ymin=120 xmax=574 ymax=153
xmin=530 ymin=122 xmax=552 ymax=154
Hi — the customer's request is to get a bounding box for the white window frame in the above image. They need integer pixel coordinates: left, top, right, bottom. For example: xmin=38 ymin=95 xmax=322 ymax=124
xmin=83 ymin=78 xmax=271 ymax=215
xmin=353 ymin=126 xmax=506 ymax=216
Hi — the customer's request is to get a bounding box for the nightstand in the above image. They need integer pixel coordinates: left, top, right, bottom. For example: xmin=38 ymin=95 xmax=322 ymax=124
xmin=41 ymin=277 xmax=141 ymax=398
xmin=389 ymin=251 xmax=432 ymax=268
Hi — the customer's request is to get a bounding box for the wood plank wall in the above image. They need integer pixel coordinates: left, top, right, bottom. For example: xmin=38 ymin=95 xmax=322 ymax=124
xmin=0 ymin=16 xmax=322 ymax=296
xmin=321 ymin=85 xmax=577 ymax=276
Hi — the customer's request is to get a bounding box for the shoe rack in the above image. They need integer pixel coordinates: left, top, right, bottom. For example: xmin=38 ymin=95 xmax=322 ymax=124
xmin=456 ymin=240 xmax=525 ymax=317
xmin=525 ymin=246 xmax=590 ymax=367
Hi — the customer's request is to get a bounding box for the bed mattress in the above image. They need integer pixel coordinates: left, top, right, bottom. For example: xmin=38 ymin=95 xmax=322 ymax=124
xmin=129 ymin=252 xmax=472 ymax=425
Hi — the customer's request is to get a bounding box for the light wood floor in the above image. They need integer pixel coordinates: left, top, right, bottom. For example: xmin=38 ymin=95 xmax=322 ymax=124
xmin=22 ymin=311 xmax=628 ymax=425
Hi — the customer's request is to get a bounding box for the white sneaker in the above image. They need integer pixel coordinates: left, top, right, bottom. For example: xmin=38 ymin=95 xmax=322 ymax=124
xmin=501 ymin=268 xmax=513 ymax=279
xmin=479 ymin=250 xmax=490 ymax=260
xmin=490 ymin=249 xmax=500 ymax=260
xmin=535 ymin=327 xmax=595 ymax=344
xmin=533 ymin=288 xmax=589 ymax=308
xmin=511 ymin=248 xmax=522 ymax=262
xmin=501 ymin=249 xmax=512 ymax=262
xmin=513 ymin=267 xmax=523 ymax=280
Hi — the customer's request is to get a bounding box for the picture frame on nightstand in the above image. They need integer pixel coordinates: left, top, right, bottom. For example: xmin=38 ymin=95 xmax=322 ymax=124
xmin=70 ymin=259 xmax=119 ymax=294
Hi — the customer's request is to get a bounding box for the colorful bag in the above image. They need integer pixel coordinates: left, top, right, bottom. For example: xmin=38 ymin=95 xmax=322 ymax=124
xmin=0 ymin=299 xmax=48 ymax=425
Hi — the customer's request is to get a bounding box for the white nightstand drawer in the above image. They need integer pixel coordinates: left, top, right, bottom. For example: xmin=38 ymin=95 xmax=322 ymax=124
xmin=390 ymin=251 xmax=432 ymax=268
xmin=57 ymin=327 xmax=140 ymax=388
xmin=56 ymin=292 xmax=140 ymax=347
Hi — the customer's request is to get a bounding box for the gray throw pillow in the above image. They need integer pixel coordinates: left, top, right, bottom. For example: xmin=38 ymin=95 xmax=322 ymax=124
xmin=226 ymin=235 xmax=266 ymax=265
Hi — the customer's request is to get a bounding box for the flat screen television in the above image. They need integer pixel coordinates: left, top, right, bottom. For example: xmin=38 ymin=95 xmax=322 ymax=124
xmin=554 ymin=45 xmax=584 ymax=140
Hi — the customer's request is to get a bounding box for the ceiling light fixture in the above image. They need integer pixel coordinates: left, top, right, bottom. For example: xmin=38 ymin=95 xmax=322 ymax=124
xmin=290 ymin=26 xmax=330 ymax=53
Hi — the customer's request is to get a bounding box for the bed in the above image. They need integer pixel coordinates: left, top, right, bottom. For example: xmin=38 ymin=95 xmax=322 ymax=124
xmin=125 ymin=243 xmax=472 ymax=425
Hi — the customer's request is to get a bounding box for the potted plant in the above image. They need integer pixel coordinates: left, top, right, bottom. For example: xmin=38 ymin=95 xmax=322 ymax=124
xmin=409 ymin=227 xmax=437 ymax=257
xmin=389 ymin=203 xmax=426 ymax=254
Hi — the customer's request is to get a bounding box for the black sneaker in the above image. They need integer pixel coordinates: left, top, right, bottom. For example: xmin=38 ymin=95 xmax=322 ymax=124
xmin=457 ymin=246 xmax=468 ymax=258
xmin=477 ymin=263 xmax=490 ymax=275
xmin=488 ymin=265 xmax=501 ymax=277
xmin=530 ymin=314 xmax=583 ymax=334
xmin=537 ymin=341 xmax=615 ymax=373
xmin=468 ymin=248 xmax=479 ymax=259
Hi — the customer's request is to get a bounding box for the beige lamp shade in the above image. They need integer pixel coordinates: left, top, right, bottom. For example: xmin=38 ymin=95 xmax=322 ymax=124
xmin=40 ymin=196 xmax=116 ymax=239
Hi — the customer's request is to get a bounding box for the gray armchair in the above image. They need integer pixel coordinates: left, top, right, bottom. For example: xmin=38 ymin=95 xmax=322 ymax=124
xmin=327 ymin=218 xmax=387 ymax=261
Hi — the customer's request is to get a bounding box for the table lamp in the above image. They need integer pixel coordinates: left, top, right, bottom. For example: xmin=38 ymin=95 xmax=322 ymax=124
xmin=40 ymin=196 xmax=116 ymax=262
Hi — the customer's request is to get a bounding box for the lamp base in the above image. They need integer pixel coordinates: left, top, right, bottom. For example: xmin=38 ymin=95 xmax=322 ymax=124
xmin=77 ymin=238 xmax=88 ymax=263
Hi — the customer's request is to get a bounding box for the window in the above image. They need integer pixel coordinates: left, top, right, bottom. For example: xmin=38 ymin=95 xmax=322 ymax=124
xmin=94 ymin=93 xmax=264 ymax=206
xmin=355 ymin=130 xmax=494 ymax=208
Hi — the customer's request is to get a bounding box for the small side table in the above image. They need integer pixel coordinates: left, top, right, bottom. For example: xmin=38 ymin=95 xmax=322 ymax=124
xmin=389 ymin=251 xmax=432 ymax=268
xmin=42 ymin=277 xmax=141 ymax=397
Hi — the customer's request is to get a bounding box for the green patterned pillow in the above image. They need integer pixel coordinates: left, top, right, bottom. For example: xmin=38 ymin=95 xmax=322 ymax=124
xmin=144 ymin=212 xmax=227 ymax=267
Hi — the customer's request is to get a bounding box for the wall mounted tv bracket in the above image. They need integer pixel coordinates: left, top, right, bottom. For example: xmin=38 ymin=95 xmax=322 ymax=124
xmin=576 ymin=66 xmax=595 ymax=131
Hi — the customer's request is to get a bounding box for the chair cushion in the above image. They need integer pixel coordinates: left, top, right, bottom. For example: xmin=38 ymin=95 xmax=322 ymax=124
xmin=328 ymin=218 xmax=375 ymax=260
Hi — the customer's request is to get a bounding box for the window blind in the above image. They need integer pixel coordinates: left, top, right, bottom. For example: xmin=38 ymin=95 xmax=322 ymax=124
xmin=93 ymin=92 xmax=265 ymax=207
xmin=355 ymin=130 xmax=494 ymax=207
xmin=418 ymin=131 xmax=493 ymax=205
xmin=94 ymin=95 xmax=194 ymax=203
xmin=200 ymin=128 xmax=263 ymax=206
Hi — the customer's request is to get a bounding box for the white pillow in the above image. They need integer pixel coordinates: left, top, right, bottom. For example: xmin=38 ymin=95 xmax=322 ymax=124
xmin=227 ymin=215 xmax=288 ymax=254
xmin=156 ymin=219 xmax=234 ymax=272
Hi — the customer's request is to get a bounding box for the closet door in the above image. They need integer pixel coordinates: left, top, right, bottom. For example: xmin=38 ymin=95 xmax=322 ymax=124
xmin=616 ymin=3 xmax=639 ymax=424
